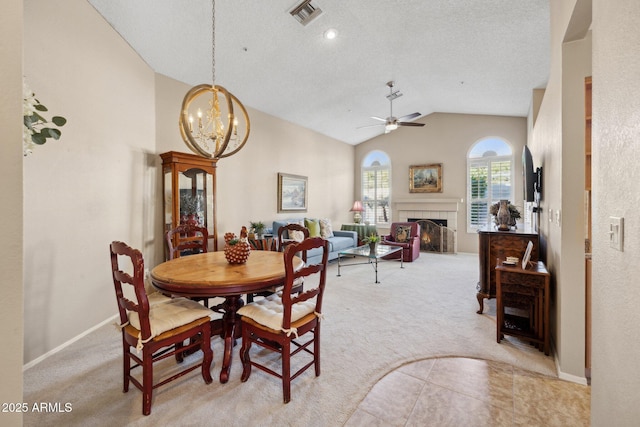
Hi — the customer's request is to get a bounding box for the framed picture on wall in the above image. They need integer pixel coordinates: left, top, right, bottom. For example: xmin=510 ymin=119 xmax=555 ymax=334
xmin=409 ymin=163 xmax=443 ymax=193
xmin=277 ymin=173 xmax=308 ymax=213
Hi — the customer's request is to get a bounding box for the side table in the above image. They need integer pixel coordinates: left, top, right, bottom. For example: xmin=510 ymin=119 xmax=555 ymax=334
xmin=341 ymin=223 xmax=378 ymax=245
xmin=495 ymin=259 xmax=550 ymax=355
xmin=248 ymin=235 xmax=277 ymax=251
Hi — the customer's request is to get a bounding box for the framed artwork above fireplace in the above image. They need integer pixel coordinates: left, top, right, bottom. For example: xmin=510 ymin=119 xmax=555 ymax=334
xmin=409 ymin=163 xmax=443 ymax=193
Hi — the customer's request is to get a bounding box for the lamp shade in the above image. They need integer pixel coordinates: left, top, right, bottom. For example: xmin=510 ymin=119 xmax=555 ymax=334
xmin=350 ymin=201 xmax=364 ymax=212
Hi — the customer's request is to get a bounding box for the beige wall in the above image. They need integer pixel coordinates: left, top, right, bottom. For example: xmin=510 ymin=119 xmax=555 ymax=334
xmin=22 ymin=0 xmax=156 ymax=364
xmin=591 ymin=0 xmax=640 ymax=423
xmin=354 ymin=113 xmax=527 ymax=253
xmin=528 ymin=0 xmax=592 ymax=382
xmin=1 ymin=0 xmax=24 ymax=424
xmin=531 ymin=1 xmax=640 ymax=421
xmin=22 ymin=0 xmax=354 ymax=365
xmin=558 ymin=32 xmax=591 ymax=379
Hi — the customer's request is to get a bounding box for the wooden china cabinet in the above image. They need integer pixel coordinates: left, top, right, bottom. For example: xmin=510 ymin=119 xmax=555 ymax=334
xmin=160 ymin=151 xmax=218 ymax=257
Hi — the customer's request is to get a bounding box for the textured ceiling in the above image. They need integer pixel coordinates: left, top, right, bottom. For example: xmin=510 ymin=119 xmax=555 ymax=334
xmin=87 ymin=0 xmax=550 ymax=145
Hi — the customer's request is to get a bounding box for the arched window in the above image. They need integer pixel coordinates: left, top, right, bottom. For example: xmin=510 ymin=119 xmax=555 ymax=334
xmin=361 ymin=150 xmax=391 ymax=225
xmin=467 ymin=137 xmax=514 ymax=232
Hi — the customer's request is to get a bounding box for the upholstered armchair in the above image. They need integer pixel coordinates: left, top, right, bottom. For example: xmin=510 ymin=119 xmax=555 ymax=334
xmin=381 ymin=222 xmax=421 ymax=262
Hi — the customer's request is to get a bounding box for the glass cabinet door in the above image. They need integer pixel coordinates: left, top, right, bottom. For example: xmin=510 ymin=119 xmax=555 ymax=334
xmin=161 ymin=151 xmax=217 ymax=255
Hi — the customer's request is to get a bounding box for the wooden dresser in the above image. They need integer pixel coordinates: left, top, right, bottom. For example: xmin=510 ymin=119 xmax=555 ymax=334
xmin=476 ymin=226 xmax=539 ymax=313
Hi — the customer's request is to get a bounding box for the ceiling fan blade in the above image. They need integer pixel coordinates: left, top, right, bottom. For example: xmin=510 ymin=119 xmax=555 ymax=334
xmin=397 ymin=122 xmax=425 ymax=127
xmin=357 ymin=123 xmax=384 ymax=129
xmin=398 ymin=112 xmax=420 ymax=121
xmin=370 ymin=116 xmax=387 ymax=122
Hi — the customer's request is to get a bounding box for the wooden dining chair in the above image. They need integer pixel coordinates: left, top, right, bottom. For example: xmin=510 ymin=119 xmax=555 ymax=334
xmin=165 ymin=224 xmax=214 ymax=308
xmin=246 ymin=224 xmax=309 ymax=303
xmin=238 ymin=237 xmax=329 ymax=403
xmin=110 ymin=241 xmax=214 ymax=416
xmin=277 ymin=223 xmax=309 ymax=253
xmin=276 ymin=223 xmax=308 ymax=296
xmin=165 ymin=223 xmax=209 ymax=260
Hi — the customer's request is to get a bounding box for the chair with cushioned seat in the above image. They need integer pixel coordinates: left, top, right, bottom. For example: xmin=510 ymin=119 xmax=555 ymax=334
xmin=380 ymin=222 xmax=421 ymax=262
xmin=165 ymin=223 xmax=209 ymax=260
xmin=110 ymin=241 xmax=214 ymax=416
xmin=238 ymin=237 xmax=329 ymax=403
xmin=246 ymin=223 xmax=308 ymax=303
xmin=165 ymin=224 xmax=213 ymax=307
xmin=276 ymin=223 xmax=308 ymax=295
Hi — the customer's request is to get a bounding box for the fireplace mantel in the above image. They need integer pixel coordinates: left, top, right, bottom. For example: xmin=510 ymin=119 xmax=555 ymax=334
xmin=393 ymin=198 xmax=463 ymax=212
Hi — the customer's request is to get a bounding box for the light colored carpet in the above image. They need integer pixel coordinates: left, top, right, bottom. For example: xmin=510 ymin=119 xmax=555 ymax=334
xmin=23 ymin=252 xmax=556 ymax=426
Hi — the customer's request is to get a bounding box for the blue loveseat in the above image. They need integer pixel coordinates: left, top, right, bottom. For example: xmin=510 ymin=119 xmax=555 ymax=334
xmin=272 ymin=219 xmax=357 ymax=264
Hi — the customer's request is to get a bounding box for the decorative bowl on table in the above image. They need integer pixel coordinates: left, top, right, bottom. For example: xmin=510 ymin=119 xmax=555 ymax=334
xmin=223 ymin=226 xmax=251 ymax=264
xmin=224 ymin=240 xmax=250 ymax=264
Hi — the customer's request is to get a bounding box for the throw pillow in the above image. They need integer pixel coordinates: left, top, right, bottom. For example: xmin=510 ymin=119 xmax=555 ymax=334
xmin=395 ymin=225 xmax=411 ymax=243
xmin=288 ymin=221 xmax=306 ymax=242
xmin=304 ymin=218 xmax=321 ymax=237
xmin=319 ymin=218 xmax=334 ymax=239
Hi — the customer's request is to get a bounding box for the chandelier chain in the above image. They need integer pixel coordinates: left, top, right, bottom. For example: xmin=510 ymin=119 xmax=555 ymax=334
xmin=211 ymin=0 xmax=216 ymax=86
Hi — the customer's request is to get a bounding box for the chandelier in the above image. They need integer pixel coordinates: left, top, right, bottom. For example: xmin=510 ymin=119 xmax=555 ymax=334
xmin=179 ymin=0 xmax=250 ymax=159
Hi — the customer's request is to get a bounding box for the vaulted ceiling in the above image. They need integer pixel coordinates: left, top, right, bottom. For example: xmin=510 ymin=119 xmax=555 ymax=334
xmin=88 ymin=0 xmax=550 ymax=145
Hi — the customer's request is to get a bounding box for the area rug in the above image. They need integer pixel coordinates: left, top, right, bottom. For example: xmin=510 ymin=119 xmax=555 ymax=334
xmin=23 ymin=252 xmax=556 ymax=426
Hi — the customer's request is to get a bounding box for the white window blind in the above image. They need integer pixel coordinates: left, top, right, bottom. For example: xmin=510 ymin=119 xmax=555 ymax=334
xmin=362 ymin=167 xmax=390 ymax=224
xmin=361 ymin=151 xmax=391 ymax=225
xmin=467 ymin=138 xmax=513 ymax=232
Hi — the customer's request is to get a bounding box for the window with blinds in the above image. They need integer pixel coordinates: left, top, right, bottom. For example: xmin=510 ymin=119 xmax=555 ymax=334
xmin=467 ymin=138 xmax=513 ymax=232
xmin=361 ymin=151 xmax=391 ymax=225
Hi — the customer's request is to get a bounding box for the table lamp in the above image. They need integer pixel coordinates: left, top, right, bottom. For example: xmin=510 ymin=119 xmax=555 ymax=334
xmin=350 ymin=201 xmax=364 ymax=224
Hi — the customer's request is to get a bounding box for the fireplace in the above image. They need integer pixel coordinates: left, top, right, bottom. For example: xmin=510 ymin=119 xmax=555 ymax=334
xmin=409 ymin=218 xmax=447 ymax=227
xmin=393 ymin=198 xmax=460 ymax=254
xmin=408 ymin=218 xmax=455 ymax=253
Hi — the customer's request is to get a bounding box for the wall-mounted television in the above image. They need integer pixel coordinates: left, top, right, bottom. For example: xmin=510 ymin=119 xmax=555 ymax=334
xmin=522 ymin=146 xmax=542 ymax=202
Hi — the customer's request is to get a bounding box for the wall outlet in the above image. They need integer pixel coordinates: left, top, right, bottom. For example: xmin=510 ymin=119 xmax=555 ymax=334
xmin=609 ymin=217 xmax=624 ymax=251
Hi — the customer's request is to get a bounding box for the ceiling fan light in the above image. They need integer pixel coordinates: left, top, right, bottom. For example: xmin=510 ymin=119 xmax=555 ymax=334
xmin=385 ymin=123 xmax=398 ymax=132
xmin=323 ymin=28 xmax=338 ymax=40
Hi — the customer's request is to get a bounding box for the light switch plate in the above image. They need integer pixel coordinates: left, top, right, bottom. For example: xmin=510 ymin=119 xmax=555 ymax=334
xmin=609 ymin=216 xmax=624 ymax=251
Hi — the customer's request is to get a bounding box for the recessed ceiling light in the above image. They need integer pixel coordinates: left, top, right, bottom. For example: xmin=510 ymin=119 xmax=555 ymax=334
xmin=324 ymin=28 xmax=338 ymax=40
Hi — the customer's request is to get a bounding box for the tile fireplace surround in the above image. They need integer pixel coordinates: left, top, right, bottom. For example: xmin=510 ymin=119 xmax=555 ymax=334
xmin=393 ymin=198 xmax=462 ymax=253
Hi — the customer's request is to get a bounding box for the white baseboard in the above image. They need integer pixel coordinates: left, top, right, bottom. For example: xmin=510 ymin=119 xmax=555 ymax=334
xmin=558 ymin=370 xmax=588 ymax=385
xmin=552 ymin=341 xmax=589 ymax=386
xmin=23 ymin=314 xmax=118 ymax=372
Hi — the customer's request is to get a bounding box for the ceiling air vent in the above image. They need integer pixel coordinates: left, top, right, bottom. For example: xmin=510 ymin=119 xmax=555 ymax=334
xmin=290 ymin=0 xmax=323 ymax=26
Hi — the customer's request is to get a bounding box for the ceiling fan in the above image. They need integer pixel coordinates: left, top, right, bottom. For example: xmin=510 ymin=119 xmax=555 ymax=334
xmin=361 ymin=81 xmax=425 ymax=134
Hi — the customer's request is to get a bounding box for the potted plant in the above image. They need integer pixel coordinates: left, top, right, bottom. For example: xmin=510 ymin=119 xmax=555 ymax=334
xmin=179 ymin=193 xmax=202 ymax=226
xmin=249 ymin=221 xmax=266 ymax=239
xmin=362 ymin=234 xmax=380 ymax=253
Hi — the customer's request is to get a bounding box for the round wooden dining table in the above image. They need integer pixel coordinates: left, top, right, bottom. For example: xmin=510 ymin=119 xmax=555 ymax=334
xmin=150 ymin=250 xmax=303 ymax=383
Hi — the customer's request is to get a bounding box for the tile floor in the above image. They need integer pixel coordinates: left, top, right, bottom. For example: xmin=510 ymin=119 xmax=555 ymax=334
xmin=344 ymin=357 xmax=590 ymax=427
